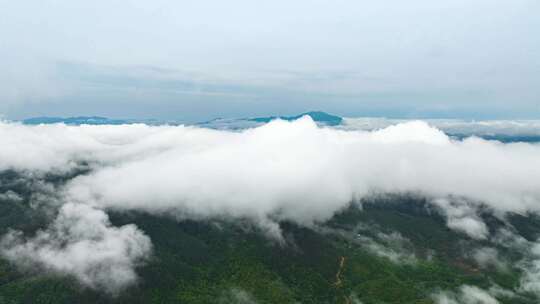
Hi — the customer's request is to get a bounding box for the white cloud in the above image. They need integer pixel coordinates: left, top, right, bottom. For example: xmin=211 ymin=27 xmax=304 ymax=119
xmin=472 ymin=247 xmax=509 ymax=272
xmin=3 ymin=117 xmax=540 ymax=291
xmin=2 ymin=117 xmax=540 ymax=227
xmin=0 ymin=203 xmax=152 ymax=293
xmin=342 ymin=118 xmax=540 ymax=137
xmin=519 ymin=241 xmax=540 ymax=295
xmin=0 ymin=190 xmax=23 ymax=202
xmin=490 ymin=229 xmax=540 ymax=297
xmin=432 ymin=285 xmax=499 ymax=304
xmin=220 ymin=289 xmax=258 ymax=304
xmin=432 ymin=198 xmax=489 ymax=240
xmin=355 ymin=232 xmax=416 ymax=264
xmin=58 ymin=118 xmax=540 ymax=223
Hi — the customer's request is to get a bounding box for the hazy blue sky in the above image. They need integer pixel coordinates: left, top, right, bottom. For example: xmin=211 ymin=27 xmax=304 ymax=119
xmin=1 ymin=0 xmax=539 ymax=121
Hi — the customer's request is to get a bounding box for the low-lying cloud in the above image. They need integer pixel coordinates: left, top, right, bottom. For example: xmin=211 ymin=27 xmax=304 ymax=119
xmin=432 ymin=285 xmax=500 ymax=304
xmin=1 ymin=117 xmax=540 ymax=292
xmin=342 ymin=117 xmax=540 ymax=137
xmin=0 ymin=203 xmax=151 ymax=293
xmin=61 ymin=118 xmax=540 ymax=220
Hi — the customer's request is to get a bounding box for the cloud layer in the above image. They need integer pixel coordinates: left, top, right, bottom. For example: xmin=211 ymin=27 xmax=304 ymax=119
xmin=0 ymin=203 xmax=151 ymax=293
xmin=342 ymin=117 xmax=540 ymax=137
xmin=432 ymin=285 xmax=500 ymax=304
xmin=1 ymin=117 xmax=540 ymax=292
xmin=62 ymin=118 xmax=540 ymax=220
xmin=2 ymin=117 xmax=540 ymax=228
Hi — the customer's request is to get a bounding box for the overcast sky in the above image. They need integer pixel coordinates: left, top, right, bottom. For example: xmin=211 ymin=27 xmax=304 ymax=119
xmin=1 ymin=0 xmax=539 ymax=121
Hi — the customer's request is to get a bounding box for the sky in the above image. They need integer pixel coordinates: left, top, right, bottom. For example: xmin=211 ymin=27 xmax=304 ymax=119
xmin=1 ymin=0 xmax=539 ymax=121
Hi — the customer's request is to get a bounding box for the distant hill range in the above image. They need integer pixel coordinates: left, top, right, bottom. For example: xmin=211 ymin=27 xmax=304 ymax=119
xmin=22 ymin=111 xmax=344 ymax=127
xmin=22 ymin=116 xmax=162 ymax=125
xmin=23 ymin=116 xmax=129 ymax=125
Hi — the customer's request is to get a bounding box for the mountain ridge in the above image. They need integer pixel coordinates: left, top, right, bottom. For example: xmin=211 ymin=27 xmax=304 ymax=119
xmin=21 ymin=111 xmax=344 ymax=126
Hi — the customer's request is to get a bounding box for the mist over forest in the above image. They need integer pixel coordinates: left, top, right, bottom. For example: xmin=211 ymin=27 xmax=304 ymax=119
xmin=1 ymin=116 xmax=540 ymax=303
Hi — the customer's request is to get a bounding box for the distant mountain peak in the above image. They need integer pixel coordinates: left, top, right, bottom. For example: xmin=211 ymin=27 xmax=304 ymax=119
xmin=249 ymin=111 xmax=343 ymax=126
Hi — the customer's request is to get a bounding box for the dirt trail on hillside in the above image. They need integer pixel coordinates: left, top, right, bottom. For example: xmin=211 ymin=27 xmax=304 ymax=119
xmin=334 ymin=256 xmax=346 ymax=287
